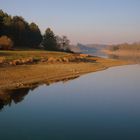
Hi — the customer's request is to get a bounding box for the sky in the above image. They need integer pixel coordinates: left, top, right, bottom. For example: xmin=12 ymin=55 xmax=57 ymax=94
xmin=0 ymin=0 xmax=140 ymax=44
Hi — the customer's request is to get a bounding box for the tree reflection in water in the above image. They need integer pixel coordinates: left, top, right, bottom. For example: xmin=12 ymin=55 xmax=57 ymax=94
xmin=0 ymin=76 xmax=79 ymax=111
xmin=0 ymin=88 xmax=30 ymax=111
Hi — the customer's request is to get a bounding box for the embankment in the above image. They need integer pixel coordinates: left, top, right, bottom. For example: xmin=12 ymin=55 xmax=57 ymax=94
xmin=0 ymin=55 xmax=131 ymax=90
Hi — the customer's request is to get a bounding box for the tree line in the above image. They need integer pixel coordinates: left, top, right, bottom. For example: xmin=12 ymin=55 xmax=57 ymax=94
xmin=0 ymin=10 xmax=71 ymax=52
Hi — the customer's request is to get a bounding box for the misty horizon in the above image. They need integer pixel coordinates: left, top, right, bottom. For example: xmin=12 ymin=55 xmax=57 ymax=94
xmin=1 ymin=0 xmax=140 ymax=44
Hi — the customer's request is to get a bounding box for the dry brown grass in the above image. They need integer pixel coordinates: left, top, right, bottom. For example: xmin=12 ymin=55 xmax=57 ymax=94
xmin=0 ymin=56 xmax=131 ymax=89
xmin=0 ymin=50 xmax=70 ymax=61
xmin=0 ymin=50 xmax=92 ymax=65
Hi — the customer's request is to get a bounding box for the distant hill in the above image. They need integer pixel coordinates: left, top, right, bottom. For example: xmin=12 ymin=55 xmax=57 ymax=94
xmin=86 ymin=44 xmax=108 ymax=50
xmin=70 ymin=43 xmax=108 ymax=53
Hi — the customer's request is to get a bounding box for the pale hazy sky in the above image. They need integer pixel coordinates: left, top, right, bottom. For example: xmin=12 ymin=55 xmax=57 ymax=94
xmin=1 ymin=0 xmax=140 ymax=44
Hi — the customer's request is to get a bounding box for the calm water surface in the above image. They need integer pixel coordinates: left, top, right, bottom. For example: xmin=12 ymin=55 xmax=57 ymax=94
xmin=0 ymin=65 xmax=140 ymax=140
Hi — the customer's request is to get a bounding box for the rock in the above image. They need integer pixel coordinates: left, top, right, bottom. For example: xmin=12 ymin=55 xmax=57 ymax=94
xmin=47 ymin=57 xmax=56 ymax=63
xmin=0 ymin=57 xmax=5 ymax=64
xmin=80 ymin=54 xmax=89 ymax=57
xmin=16 ymin=82 xmax=24 ymax=87
xmin=41 ymin=58 xmax=47 ymax=62
xmin=62 ymin=57 xmax=69 ymax=62
xmin=56 ymin=58 xmax=63 ymax=63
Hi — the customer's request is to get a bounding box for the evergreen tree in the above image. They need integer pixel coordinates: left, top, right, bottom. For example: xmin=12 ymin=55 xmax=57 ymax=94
xmin=42 ymin=28 xmax=57 ymax=51
xmin=28 ymin=22 xmax=42 ymax=47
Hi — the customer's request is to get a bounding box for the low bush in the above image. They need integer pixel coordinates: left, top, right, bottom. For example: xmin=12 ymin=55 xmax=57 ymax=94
xmin=0 ymin=36 xmax=13 ymax=50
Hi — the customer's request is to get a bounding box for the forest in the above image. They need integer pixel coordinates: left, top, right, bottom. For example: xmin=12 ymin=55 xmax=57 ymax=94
xmin=0 ymin=10 xmax=71 ymax=52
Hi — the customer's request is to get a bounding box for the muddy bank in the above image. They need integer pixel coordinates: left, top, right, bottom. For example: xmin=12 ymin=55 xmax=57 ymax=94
xmin=0 ymin=56 xmax=132 ymax=90
xmin=0 ymin=51 xmax=91 ymax=66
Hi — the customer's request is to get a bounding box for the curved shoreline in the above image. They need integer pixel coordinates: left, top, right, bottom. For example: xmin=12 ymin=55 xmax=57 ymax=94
xmin=0 ymin=56 xmax=132 ymax=90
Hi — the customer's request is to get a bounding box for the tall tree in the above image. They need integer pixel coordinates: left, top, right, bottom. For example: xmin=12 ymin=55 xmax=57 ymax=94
xmin=42 ymin=28 xmax=57 ymax=51
xmin=12 ymin=16 xmax=27 ymax=46
xmin=0 ymin=10 xmax=43 ymax=48
xmin=28 ymin=22 xmax=42 ymax=47
xmin=0 ymin=10 xmax=6 ymax=36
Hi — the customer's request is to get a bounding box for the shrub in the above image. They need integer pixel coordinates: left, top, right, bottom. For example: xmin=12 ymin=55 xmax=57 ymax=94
xmin=0 ymin=36 xmax=13 ymax=50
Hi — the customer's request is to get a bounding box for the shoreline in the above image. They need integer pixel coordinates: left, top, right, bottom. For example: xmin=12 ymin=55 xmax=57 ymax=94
xmin=0 ymin=56 xmax=132 ymax=90
xmin=103 ymin=49 xmax=140 ymax=56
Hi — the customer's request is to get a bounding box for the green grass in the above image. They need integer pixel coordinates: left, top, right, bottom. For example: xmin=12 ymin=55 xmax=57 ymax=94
xmin=0 ymin=50 xmax=71 ymax=62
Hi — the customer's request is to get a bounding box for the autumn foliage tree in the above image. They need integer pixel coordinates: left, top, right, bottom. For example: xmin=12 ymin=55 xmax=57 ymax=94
xmin=0 ymin=35 xmax=13 ymax=50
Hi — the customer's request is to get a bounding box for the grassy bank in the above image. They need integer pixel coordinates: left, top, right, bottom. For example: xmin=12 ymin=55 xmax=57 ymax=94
xmin=0 ymin=50 xmax=132 ymax=90
xmin=0 ymin=50 xmax=72 ymax=64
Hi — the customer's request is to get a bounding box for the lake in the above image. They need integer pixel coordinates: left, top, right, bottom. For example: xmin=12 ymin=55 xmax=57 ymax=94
xmin=0 ymin=65 xmax=140 ymax=140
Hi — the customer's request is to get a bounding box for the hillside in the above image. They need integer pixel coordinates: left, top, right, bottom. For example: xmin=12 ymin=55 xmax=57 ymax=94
xmin=70 ymin=43 xmax=108 ymax=53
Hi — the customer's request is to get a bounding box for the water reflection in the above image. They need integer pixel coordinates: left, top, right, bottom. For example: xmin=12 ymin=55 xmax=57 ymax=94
xmin=0 ymin=88 xmax=30 ymax=111
xmin=0 ymin=76 xmax=79 ymax=111
xmin=88 ymin=50 xmax=108 ymax=58
xmin=108 ymin=54 xmax=140 ymax=63
xmin=0 ymin=65 xmax=140 ymax=140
